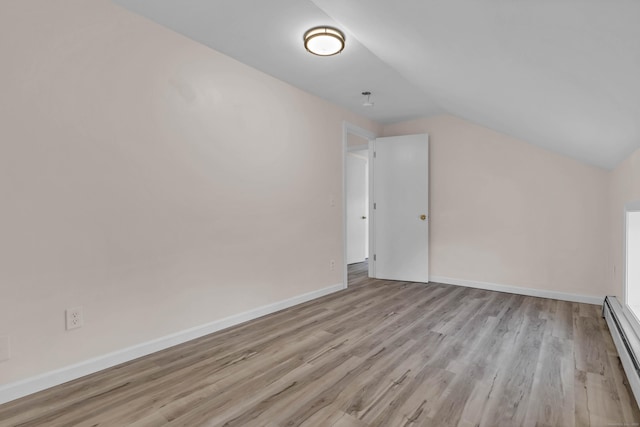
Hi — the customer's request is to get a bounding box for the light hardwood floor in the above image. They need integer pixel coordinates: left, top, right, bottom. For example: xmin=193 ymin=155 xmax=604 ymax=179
xmin=1 ymin=262 xmax=638 ymax=426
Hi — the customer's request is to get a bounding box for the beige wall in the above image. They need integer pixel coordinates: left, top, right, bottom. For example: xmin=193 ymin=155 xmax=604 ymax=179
xmin=347 ymin=133 xmax=369 ymax=148
xmin=0 ymin=0 xmax=628 ymax=394
xmin=609 ymin=148 xmax=640 ymax=298
xmin=0 ymin=0 xmax=380 ymax=385
xmin=382 ymin=115 xmax=610 ymax=298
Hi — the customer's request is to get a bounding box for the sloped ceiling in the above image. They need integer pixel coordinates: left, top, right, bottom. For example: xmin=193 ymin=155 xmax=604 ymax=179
xmin=113 ymin=0 xmax=640 ymax=169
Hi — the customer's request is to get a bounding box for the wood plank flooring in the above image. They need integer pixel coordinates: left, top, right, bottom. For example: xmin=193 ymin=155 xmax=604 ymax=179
xmin=1 ymin=262 xmax=638 ymax=426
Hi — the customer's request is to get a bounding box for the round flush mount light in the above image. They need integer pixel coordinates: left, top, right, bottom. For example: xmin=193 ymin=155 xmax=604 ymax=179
xmin=304 ymin=26 xmax=345 ymax=56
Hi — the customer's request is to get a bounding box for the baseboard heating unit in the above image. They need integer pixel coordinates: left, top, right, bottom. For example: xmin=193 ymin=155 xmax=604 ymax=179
xmin=603 ymin=296 xmax=640 ymax=407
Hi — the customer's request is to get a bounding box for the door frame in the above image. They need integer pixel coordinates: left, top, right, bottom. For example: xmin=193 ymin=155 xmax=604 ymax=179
xmin=342 ymin=122 xmax=377 ymax=287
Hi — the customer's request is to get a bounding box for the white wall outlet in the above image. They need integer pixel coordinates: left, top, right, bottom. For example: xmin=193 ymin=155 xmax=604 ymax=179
xmin=0 ymin=335 xmax=10 ymax=362
xmin=66 ymin=306 xmax=83 ymax=330
xmin=329 ymin=194 xmax=336 ymax=207
xmin=329 ymin=259 xmax=336 ymax=271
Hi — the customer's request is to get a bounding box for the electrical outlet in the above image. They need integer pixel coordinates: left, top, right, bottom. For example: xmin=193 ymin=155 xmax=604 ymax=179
xmin=329 ymin=194 xmax=336 ymax=207
xmin=66 ymin=307 xmax=83 ymax=330
xmin=0 ymin=335 xmax=9 ymax=362
xmin=329 ymin=259 xmax=336 ymax=271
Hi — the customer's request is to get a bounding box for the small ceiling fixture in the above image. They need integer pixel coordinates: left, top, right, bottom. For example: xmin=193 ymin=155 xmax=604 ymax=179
xmin=362 ymin=91 xmax=374 ymax=107
xmin=304 ymin=26 xmax=345 ymax=56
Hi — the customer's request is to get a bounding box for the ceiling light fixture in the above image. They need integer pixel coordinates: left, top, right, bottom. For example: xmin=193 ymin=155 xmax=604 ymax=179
xmin=304 ymin=26 xmax=345 ymax=56
xmin=362 ymin=91 xmax=374 ymax=107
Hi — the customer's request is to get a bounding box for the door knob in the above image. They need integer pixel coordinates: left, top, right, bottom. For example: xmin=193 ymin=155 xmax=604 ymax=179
xmin=362 ymin=216 xmax=367 ymax=219
xmin=420 ymin=214 xmax=427 ymax=221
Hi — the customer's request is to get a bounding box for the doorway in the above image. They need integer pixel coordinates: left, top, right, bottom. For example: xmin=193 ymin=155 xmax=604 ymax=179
xmin=346 ymin=150 xmax=369 ymax=265
xmin=342 ymin=123 xmax=376 ymax=287
xmin=342 ymin=124 xmax=430 ymax=287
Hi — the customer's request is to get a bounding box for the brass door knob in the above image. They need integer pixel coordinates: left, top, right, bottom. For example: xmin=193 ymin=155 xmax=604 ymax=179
xmin=420 ymin=214 xmax=427 ymax=221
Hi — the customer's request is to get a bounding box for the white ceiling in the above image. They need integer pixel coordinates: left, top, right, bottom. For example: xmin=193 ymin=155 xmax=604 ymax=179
xmin=113 ymin=0 xmax=640 ymax=169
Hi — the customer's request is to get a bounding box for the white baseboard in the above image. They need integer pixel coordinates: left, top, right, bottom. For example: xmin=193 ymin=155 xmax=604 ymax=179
xmin=429 ymin=275 xmax=603 ymax=305
xmin=0 ymin=283 xmax=345 ymax=405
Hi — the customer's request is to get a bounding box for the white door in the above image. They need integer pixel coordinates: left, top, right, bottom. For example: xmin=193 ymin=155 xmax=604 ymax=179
xmin=372 ymin=134 xmax=429 ymax=282
xmin=346 ymin=153 xmax=368 ymax=264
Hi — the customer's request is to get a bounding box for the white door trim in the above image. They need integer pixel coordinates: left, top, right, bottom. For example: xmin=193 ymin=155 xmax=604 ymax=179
xmin=342 ymin=122 xmax=377 ymax=287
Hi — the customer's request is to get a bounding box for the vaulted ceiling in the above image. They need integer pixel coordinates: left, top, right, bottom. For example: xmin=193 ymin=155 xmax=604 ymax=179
xmin=113 ymin=0 xmax=640 ymax=169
